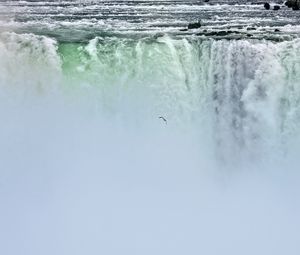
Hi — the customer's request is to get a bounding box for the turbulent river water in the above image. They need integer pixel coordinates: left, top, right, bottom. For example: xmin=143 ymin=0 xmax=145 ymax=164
xmin=1 ymin=1 xmax=300 ymax=255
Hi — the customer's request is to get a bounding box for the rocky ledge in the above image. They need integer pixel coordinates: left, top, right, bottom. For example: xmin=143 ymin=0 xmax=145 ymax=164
xmin=284 ymin=0 xmax=300 ymax=10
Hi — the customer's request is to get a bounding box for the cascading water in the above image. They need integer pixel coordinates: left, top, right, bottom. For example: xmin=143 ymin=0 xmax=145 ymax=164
xmin=2 ymin=32 xmax=300 ymax=162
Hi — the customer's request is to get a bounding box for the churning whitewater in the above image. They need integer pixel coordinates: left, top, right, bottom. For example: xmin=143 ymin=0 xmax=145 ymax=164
xmin=0 ymin=1 xmax=300 ymax=255
xmin=2 ymin=31 xmax=300 ymax=159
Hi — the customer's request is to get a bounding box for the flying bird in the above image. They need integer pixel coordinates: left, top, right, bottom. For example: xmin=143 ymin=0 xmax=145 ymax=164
xmin=159 ymin=116 xmax=167 ymax=124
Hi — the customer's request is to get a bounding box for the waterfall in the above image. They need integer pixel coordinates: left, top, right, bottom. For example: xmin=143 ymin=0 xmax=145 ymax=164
xmin=2 ymin=32 xmax=300 ymax=162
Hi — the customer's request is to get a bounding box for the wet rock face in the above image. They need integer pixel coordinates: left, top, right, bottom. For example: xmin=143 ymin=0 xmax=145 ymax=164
xmin=285 ymin=0 xmax=300 ymax=10
xmin=264 ymin=3 xmax=270 ymax=9
xmin=188 ymin=21 xmax=201 ymax=29
xmin=196 ymin=30 xmax=253 ymax=39
xmin=285 ymin=1 xmax=291 ymax=7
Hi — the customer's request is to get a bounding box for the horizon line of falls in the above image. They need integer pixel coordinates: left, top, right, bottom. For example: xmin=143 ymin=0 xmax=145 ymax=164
xmin=1 ymin=31 xmax=300 ymax=167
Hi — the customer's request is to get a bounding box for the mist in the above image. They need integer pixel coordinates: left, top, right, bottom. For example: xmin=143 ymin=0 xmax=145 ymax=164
xmin=1 ymin=31 xmax=300 ymax=255
xmin=0 ymin=90 xmax=300 ymax=255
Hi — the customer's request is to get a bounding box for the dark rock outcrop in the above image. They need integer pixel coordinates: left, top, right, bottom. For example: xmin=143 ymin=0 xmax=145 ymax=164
xmin=285 ymin=0 xmax=300 ymax=10
xmin=273 ymin=5 xmax=280 ymax=10
xmin=285 ymin=1 xmax=292 ymax=7
xmin=200 ymin=30 xmax=250 ymax=36
xmin=188 ymin=21 xmax=201 ymax=29
xmin=264 ymin=3 xmax=270 ymax=9
xmin=204 ymin=30 xmax=233 ymax=36
xmin=197 ymin=30 xmax=253 ymax=39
